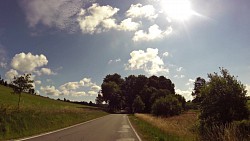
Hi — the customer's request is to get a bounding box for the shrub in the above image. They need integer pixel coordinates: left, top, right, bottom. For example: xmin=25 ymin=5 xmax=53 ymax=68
xmin=151 ymin=95 xmax=182 ymax=116
xmin=199 ymin=68 xmax=249 ymax=128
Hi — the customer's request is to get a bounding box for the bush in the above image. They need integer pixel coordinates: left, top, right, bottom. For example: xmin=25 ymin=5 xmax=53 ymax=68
xmin=151 ymin=95 xmax=182 ymax=116
xmin=199 ymin=68 xmax=249 ymax=128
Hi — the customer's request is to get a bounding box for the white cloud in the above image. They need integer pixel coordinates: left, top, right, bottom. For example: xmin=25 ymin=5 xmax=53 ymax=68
xmin=126 ymin=4 xmax=158 ymax=20
xmin=117 ymin=18 xmax=140 ymax=31
xmin=5 ymin=69 xmax=18 ymax=82
xmin=40 ymin=68 xmax=56 ymax=75
xmin=0 ymin=47 xmax=7 ymax=69
xmin=176 ymin=89 xmax=193 ymax=101
xmin=40 ymin=86 xmax=61 ymax=96
xmin=176 ymin=67 xmax=183 ymax=72
xmin=72 ymin=91 xmax=86 ymax=97
xmin=163 ymin=52 xmax=169 ymax=57
xmin=78 ymin=3 xmax=119 ymax=33
xmin=20 ymin=0 xmax=85 ymax=32
xmin=133 ymin=24 xmax=172 ymax=42
xmin=11 ymin=52 xmax=48 ymax=73
xmin=91 ymin=85 xmax=101 ymax=91
xmin=126 ymin=48 xmax=168 ymax=75
xmin=60 ymin=81 xmax=84 ymax=91
xmin=246 ymin=84 xmax=250 ymax=96
xmin=186 ymin=78 xmax=195 ymax=86
xmin=108 ymin=58 xmax=121 ymax=64
xmin=0 ymin=62 xmax=7 ymax=69
xmin=88 ymin=90 xmax=98 ymax=95
xmin=174 ymin=75 xmax=185 ymax=78
xmin=35 ymin=80 xmax=42 ymax=85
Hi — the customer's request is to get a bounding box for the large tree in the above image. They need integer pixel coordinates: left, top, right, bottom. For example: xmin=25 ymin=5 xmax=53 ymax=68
xmin=11 ymin=74 xmax=34 ymax=109
xmin=199 ymin=68 xmax=249 ymax=128
xmin=101 ymin=81 xmax=122 ymax=112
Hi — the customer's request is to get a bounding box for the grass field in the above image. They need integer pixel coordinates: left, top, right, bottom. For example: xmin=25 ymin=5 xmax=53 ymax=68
xmin=136 ymin=112 xmax=198 ymax=140
xmin=0 ymin=85 xmax=108 ymax=140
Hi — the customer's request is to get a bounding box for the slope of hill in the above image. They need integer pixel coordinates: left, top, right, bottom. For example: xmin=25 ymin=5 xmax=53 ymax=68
xmin=0 ymin=85 xmax=108 ymax=140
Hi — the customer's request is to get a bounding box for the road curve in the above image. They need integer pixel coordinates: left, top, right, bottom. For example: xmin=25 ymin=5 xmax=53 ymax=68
xmin=20 ymin=114 xmax=141 ymax=141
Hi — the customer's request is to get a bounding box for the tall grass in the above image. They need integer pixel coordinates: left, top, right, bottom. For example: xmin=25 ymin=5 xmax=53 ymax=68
xmin=134 ymin=112 xmax=198 ymax=141
xmin=199 ymin=121 xmax=250 ymax=141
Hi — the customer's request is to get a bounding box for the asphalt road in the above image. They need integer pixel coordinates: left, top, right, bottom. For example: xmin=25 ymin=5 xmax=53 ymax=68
xmin=20 ymin=114 xmax=141 ymax=141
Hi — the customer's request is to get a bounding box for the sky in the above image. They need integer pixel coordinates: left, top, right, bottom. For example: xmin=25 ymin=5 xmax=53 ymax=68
xmin=0 ymin=0 xmax=250 ymax=102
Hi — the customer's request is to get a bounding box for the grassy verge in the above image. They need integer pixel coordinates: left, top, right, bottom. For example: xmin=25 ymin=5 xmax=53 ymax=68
xmin=0 ymin=85 xmax=108 ymax=140
xmin=129 ymin=112 xmax=198 ymax=141
xmin=129 ymin=115 xmax=185 ymax=141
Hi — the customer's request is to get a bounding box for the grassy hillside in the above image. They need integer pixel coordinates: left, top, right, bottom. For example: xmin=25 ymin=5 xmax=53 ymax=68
xmin=0 ymin=85 xmax=108 ymax=140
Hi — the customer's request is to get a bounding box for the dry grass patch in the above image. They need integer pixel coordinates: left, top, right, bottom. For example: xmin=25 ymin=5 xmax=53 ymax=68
xmin=135 ymin=111 xmax=198 ymax=140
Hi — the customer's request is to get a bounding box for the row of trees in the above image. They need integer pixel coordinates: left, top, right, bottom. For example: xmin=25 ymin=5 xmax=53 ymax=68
xmin=96 ymin=74 xmax=186 ymax=116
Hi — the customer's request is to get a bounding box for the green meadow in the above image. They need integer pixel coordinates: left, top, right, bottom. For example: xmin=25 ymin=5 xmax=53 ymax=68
xmin=0 ymin=85 xmax=108 ymax=140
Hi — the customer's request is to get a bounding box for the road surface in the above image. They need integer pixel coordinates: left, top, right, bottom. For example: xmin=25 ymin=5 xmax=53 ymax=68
xmin=20 ymin=114 xmax=141 ymax=141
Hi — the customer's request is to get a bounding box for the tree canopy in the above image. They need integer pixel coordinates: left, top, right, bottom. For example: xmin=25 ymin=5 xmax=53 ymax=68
xmin=98 ymin=73 xmax=185 ymax=115
xmin=199 ymin=68 xmax=249 ymax=127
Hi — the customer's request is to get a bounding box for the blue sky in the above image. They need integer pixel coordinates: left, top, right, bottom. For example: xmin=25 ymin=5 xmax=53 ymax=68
xmin=0 ymin=0 xmax=250 ymax=102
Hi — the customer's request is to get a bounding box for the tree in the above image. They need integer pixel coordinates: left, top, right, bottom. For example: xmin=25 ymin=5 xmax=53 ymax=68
xmin=199 ymin=68 xmax=249 ymax=128
xmin=132 ymin=95 xmax=145 ymax=113
xmin=192 ymin=77 xmax=206 ymax=103
xmin=95 ymin=92 xmax=103 ymax=106
xmin=101 ymin=81 xmax=122 ymax=112
xmin=151 ymin=95 xmax=182 ymax=116
xmin=11 ymin=74 xmax=34 ymax=109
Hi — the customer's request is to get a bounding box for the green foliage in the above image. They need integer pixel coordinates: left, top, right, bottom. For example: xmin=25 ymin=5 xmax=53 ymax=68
xmin=11 ymin=74 xmax=34 ymax=109
xmin=192 ymin=77 xmax=206 ymax=104
xmin=101 ymin=81 xmax=122 ymax=112
xmin=199 ymin=68 xmax=249 ymax=128
xmin=151 ymin=95 xmax=182 ymax=116
xmin=99 ymin=73 xmax=184 ymax=115
xmin=133 ymin=96 xmax=145 ymax=113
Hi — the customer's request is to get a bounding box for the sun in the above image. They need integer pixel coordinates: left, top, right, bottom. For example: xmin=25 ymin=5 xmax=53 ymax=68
xmin=161 ymin=0 xmax=195 ymax=21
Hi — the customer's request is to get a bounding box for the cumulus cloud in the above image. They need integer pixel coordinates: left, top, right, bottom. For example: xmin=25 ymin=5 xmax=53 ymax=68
xmin=126 ymin=4 xmax=158 ymax=20
xmin=91 ymin=85 xmax=101 ymax=91
xmin=133 ymin=24 xmax=173 ymax=42
xmin=11 ymin=52 xmax=48 ymax=73
xmin=126 ymin=48 xmax=168 ymax=75
xmin=60 ymin=81 xmax=84 ymax=91
xmin=78 ymin=3 xmax=119 ymax=33
xmin=72 ymin=91 xmax=86 ymax=97
xmin=117 ymin=18 xmax=140 ymax=31
xmin=57 ymin=77 xmax=100 ymax=97
xmin=40 ymin=86 xmax=61 ymax=96
xmin=5 ymin=69 xmax=18 ymax=82
xmin=176 ymin=88 xmax=193 ymax=101
xmin=20 ymin=0 xmax=85 ymax=32
xmin=88 ymin=90 xmax=98 ymax=95
xmin=40 ymin=68 xmax=56 ymax=75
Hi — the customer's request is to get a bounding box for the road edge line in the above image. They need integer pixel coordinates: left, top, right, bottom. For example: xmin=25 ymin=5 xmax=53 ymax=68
xmin=127 ymin=114 xmax=142 ymax=141
xmin=17 ymin=114 xmax=110 ymax=141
